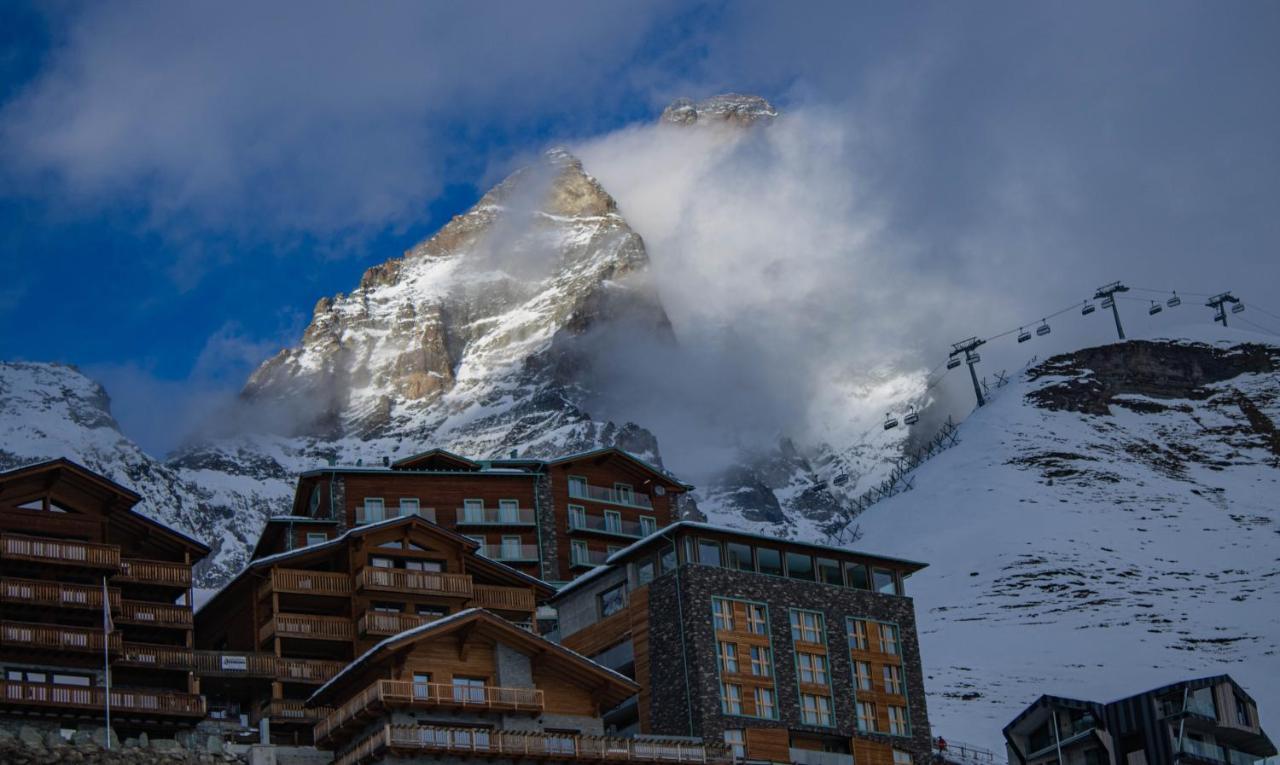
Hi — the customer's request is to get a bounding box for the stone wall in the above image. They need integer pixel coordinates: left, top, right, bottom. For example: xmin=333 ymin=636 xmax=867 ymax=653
xmin=645 ymin=564 xmax=936 ymax=763
xmin=0 ymin=721 xmax=244 ymax=765
xmin=533 ymin=474 xmax=558 ymax=581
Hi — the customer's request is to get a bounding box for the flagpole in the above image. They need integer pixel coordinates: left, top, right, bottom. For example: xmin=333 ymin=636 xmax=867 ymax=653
xmin=103 ymin=575 xmax=111 ymax=749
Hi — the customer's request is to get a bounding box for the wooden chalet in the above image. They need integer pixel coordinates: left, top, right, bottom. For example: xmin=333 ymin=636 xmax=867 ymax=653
xmin=0 ymin=459 xmax=209 ymax=737
xmin=194 ymin=514 xmax=555 ymax=744
xmin=307 ymin=608 xmax=719 ymax=765
xmin=286 ymin=446 xmax=693 ymax=584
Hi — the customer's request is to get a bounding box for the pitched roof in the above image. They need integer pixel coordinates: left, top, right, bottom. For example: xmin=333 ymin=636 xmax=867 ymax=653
xmin=545 ymin=447 xmax=694 ymax=489
xmin=391 ymin=448 xmax=483 ymax=471
xmin=307 ymin=608 xmax=638 ymax=707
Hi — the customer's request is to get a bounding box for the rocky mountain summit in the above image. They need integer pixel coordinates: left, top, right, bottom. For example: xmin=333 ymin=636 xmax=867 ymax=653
xmin=660 ymin=94 xmax=779 ymax=127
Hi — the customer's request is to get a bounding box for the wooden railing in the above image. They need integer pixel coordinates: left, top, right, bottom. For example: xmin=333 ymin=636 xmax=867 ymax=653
xmin=358 ymin=567 xmax=473 ymax=598
xmin=193 ymin=650 xmax=276 ymax=677
xmin=358 ymin=611 xmax=436 ymax=636
xmin=0 ymin=534 xmax=120 ymax=569
xmin=264 ymin=698 xmax=332 ymax=722
xmin=276 ymin=657 xmax=346 ymax=685
xmin=0 ymin=680 xmax=204 ymax=717
xmin=263 ymin=613 xmax=354 ymax=642
xmin=117 ymin=558 xmax=191 ymax=588
xmin=470 ymin=584 xmax=536 ymax=612
xmin=119 ymin=600 xmax=192 ymax=628
xmin=334 ymin=724 xmax=716 ymax=765
xmin=315 ymin=681 xmax=544 ymax=745
xmin=1 ymin=621 xmax=121 ymax=653
xmin=0 ymin=577 xmax=122 ymax=611
xmin=119 ymin=643 xmax=195 ymax=671
xmin=271 ymin=568 xmax=352 ymax=596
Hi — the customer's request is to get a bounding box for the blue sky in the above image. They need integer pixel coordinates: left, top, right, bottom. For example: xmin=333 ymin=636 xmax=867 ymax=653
xmin=2 ymin=1 xmax=1279 ymax=453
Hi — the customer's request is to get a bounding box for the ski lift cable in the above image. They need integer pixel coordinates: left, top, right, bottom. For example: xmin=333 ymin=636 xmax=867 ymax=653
xmin=1130 ymin=286 xmax=1214 ymax=298
xmin=1244 ymin=303 xmax=1280 ymax=323
xmin=981 ymin=300 xmax=1088 ymax=344
xmin=1235 ymin=316 xmax=1280 ymax=337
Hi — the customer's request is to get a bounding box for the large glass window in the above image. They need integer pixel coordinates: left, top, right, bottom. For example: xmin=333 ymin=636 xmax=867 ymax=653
xmin=790 ymin=610 xmax=824 ymax=644
xmin=879 ymin=623 xmax=900 ymax=656
xmin=451 ymin=676 xmax=486 ymax=703
xmin=800 ymin=693 xmax=833 ymax=726
xmin=639 ymin=516 xmax=658 ymax=536
xmin=817 ymin=558 xmax=842 ymax=585
xmin=718 ymin=641 xmax=739 ymax=674
xmin=599 ymin=583 xmax=627 ymax=618
xmin=568 ymin=504 xmax=586 ymax=529
xmin=462 ymin=499 xmax=485 ymax=523
xmin=749 ymin=646 xmax=772 ymax=677
xmin=568 ymin=476 xmax=588 ymax=498
xmin=604 ymin=510 xmax=623 ymax=534
xmin=854 ymin=661 xmax=873 ymax=691
xmin=660 ymin=546 xmax=677 ymax=574
xmin=746 ymin=604 xmax=768 ymax=635
xmin=856 ymin=701 xmax=876 ymax=732
xmin=873 ymin=568 xmax=898 ymax=595
xmin=698 ymin=539 xmax=723 ymax=567
xmin=757 ymin=548 xmax=783 ymax=576
xmin=726 ymin=542 xmax=754 ymax=571
xmin=723 ymin=730 xmax=745 ymax=761
xmin=887 ymin=705 xmax=909 ymax=735
xmin=883 ymin=665 xmax=904 ymax=694
xmin=637 ymin=560 xmax=655 ymax=585
xmin=362 ymin=498 xmax=385 ymax=523
xmin=846 ymin=563 xmax=870 ymax=590
xmin=754 ymin=687 xmax=777 ymax=719
xmin=786 ymin=552 xmax=814 ymax=581
xmin=720 ymin=683 xmax=743 ymax=715
xmin=497 ymin=499 xmax=519 ymax=522
xmin=712 ymin=598 xmax=736 ymax=632
xmin=796 ymin=652 xmax=828 ymax=685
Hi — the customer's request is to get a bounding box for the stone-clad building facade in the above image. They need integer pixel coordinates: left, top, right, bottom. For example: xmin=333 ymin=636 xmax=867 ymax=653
xmin=551 ymin=522 xmax=933 ymax=765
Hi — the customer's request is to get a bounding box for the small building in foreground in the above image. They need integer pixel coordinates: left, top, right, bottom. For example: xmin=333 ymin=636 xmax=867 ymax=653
xmin=1002 ymin=674 xmax=1275 ymax=765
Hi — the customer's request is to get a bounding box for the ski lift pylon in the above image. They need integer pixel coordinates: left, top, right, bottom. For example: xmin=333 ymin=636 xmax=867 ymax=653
xmin=1082 ymin=302 xmax=1096 ymax=315
xmin=883 ymin=412 xmax=899 ymax=431
xmin=1148 ymin=301 xmax=1163 ymax=316
xmin=1017 ymin=327 xmax=1031 ymax=343
xmin=1167 ymin=292 xmax=1181 ymax=308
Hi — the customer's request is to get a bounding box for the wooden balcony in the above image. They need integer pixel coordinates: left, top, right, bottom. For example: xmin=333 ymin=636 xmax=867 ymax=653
xmin=118 ymin=643 xmax=195 ymax=671
xmin=188 ymin=651 xmax=344 ymax=684
xmin=470 ymin=584 xmax=536 ymax=612
xmin=358 ymin=611 xmax=437 ymax=637
xmin=358 ymin=567 xmax=473 ymax=599
xmin=117 ymin=558 xmax=191 ymax=588
xmin=268 ymin=568 xmax=352 ymax=597
xmin=0 ymin=534 xmax=120 ymax=570
xmin=276 ymin=657 xmax=346 ymax=685
xmin=315 ymin=680 xmax=543 ymax=746
xmin=261 ymin=613 xmax=354 ymax=643
xmin=1 ymin=621 xmax=121 ymax=654
xmin=0 ymin=680 xmax=204 ymax=718
xmin=118 ymin=600 xmax=192 ymax=629
xmin=333 ymin=724 xmax=717 ymax=765
xmin=264 ymin=698 xmax=332 ymax=723
xmin=0 ymin=577 xmax=121 ymax=611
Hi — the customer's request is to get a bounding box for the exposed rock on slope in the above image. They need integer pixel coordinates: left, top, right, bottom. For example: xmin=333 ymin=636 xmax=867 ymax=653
xmin=661 ymin=94 xmax=779 ymax=127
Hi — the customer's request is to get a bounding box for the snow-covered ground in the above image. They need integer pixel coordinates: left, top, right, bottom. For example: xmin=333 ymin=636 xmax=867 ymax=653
xmin=855 ymin=326 xmax=1280 ymax=753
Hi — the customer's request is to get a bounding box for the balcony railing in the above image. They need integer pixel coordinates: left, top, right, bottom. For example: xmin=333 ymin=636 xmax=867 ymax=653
xmin=277 ymin=657 xmax=346 ymax=685
xmin=188 ymin=651 xmax=344 ymax=684
xmin=478 ymin=544 xmax=540 ymax=563
xmin=358 ymin=611 xmax=438 ymax=636
xmin=358 ymin=567 xmax=473 ymax=598
xmin=0 ymin=680 xmax=204 ymax=717
xmin=455 ymin=507 xmax=536 ymax=526
xmin=568 ymin=514 xmax=647 ymax=538
xmin=355 ymin=506 xmax=436 ymax=526
xmin=263 ymin=613 xmax=354 ymax=642
xmin=0 ymin=534 xmax=120 ymax=570
xmin=334 ymin=724 xmax=715 ymax=765
xmin=315 ymin=680 xmax=545 ymax=745
xmin=119 ymin=643 xmax=195 ymax=671
xmin=568 ymin=483 xmax=654 ymax=510
xmin=119 ymin=600 xmax=192 ymax=628
xmin=0 ymin=577 xmax=122 ymax=611
xmin=271 ymin=568 xmax=352 ymax=597
xmin=264 ymin=698 xmax=332 ymax=722
xmin=570 ymin=547 xmax=611 ymax=568
xmin=1 ymin=621 xmax=121 ymax=653
xmin=117 ymin=558 xmax=191 ymax=588
xmin=470 ymin=584 xmax=536 ymax=612
xmin=789 ymin=750 xmax=854 ymax=765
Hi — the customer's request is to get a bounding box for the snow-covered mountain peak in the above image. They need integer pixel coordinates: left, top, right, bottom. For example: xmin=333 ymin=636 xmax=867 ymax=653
xmin=660 ymin=93 xmax=779 ymax=127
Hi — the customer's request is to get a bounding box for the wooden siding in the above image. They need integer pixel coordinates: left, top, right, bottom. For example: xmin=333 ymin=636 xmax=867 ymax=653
xmin=745 ymin=727 xmax=790 ymax=762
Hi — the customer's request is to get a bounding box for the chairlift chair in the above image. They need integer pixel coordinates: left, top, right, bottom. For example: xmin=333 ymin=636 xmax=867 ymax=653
xmin=1232 ymin=303 xmax=1245 ymax=314
xmin=1036 ymin=322 xmax=1051 ymax=337
xmin=1101 ymin=297 xmax=1114 ymax=309
xmin=967 ymin=352 xmax=981 ymax=364
xmin=1148 ymin=301 xmax=1163 ymax=316
xmin=1017 ymin=328 xmax=1031 ymax=343
xmin=1081 ymin=302 xmax=1096 ymax=315
xmin=946 ymin=357 xmax=962 ymax=370
xmin=903 ymin=407 xmax=920 ymax=426
xmin=832 ymin=473 xmax=850 ymax=487
xmin=883 ymin=413 xmax=899 ymax=430
xmin=1167 ymin=292 xmax=1181 ymax=308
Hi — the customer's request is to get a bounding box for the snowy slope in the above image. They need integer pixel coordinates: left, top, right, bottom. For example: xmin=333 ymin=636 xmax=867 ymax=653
xmin=853 ymin=327 xmax=1280 ymax=752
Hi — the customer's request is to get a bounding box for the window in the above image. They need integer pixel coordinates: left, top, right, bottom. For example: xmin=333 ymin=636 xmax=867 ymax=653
xmin=698 ymin=539 xmax=722 ymax=567
xmin=854 ymin=661 xmax=873 ymax=691
xmin=856 ymin=701 xmax=876 ymax=732
xmin=639 ymin=516 xmax=657 ymax=536
xmin=614 ymin=483 xmax=635 ymax=505
xmin=305 ymin=532 xmax=327 ymax=546
xmin=846 ymin=563 xmax=870 ymax=590
xmin=416 ymin=605 xmax=446 ymax=618
xmin=746 ymin=604 xmax=768 ymax=635
xmin=796 ymin=652 xmax=828 ymax=685
xmin=817 ymin=558 xmax=842 ymax=585
xmin=399 ymin=498 xmax=420 ymax=518
xmin=51 ymin=674 xmax=91 ymax=687
xmin=757 ymin=548 xmax=783 ymax=576
xmin=571 ymin=540 xmax=590 ymax=565
xmin=712 ymin=599 xmax=736 ymax=631
xmin=754 ymin=687 xmax=777 ymax=719
xmin=373 ymin=602 xmax=401 ymax=613
xmin=413 ymin=672 xmax=432 ymax=699
xmin=568 ymin=476 xmax=588 ymax=498
xmin=463 ymin=499 xmax=485 ymax=523
xmin=790 ymin=610 xmax=824 ymax=644
xmin=749 ymin=646 xmax=772 ymax=677
xmin=726 ymin=542 xmax=754 ymax=571
xmin=883 ymin=665 xmax=903 ymax=694
xmin=451 ymin=676 xmax=486 ymax=703
xmin=599 ymin=583 xmax=627 ymax=617
xmin=309 ymin=487 xmax=321 ymax=516
xmin=1236 ymin=694 xmax=1251 ymax=726
xmin=879 ymin=623 xmax=900 ymax=656
xmin=800 ymin=693 xmax=833 ymax=726
xmin=848 ymin=618 xmax=869 ymax=650
xmin=786 ymin=552 xmax=814 ymax=581
xmin=660 ymin=546 xmax=677 ymax=573
xmin=718 ymin=641 xmax=739 ymax=673
xmin=637 ymin=560 xmax=655 ymax=585
xmin=500 ymin=536 xmax=523 ymax=559
xmin=873 ymin=568 xmax=898 ymax=595
xmin=498 ymin=499 xmax=519 ymax=522
xmin=370 ymin=555 xmax=394 ymax=568
xmin=568 ymin=504 xmax=587 ymax=529
xmin=607 ymin=545 xmax=623 ymax=557
xmin=604 ymin=510 xmax=623 ymax=533
xmin=724 ymin=730 xmax=745 ymax=760
xmin=465 ymin=535 xmax=486 ymax=550
xmin=362 ymin=498 xmax=385 ymax=523
xmin=887 ymin=705 xmax=909 ymax=735
xmin=893 ymin=750 xmax=912 ymax=765
xmin=720 ymin=683 xmax=743 ymax=715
